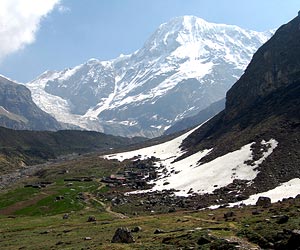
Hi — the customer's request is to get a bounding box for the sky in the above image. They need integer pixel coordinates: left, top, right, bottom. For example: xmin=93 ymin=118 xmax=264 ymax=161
xmin=0 ymin=0 xmax=299 ymax=83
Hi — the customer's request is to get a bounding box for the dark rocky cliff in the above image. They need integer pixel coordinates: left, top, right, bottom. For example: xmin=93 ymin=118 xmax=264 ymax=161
xmin=180 ymin=14 xmax=300 ymax=195
xmin=225 ymin=15 xmax=300 ymax=121
xmin=0 ymin=76 xmax=62 ymax=131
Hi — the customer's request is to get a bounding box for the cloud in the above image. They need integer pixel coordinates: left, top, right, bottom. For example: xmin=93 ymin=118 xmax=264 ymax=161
xmin=0 ymin=0 xmax=60 ymax=61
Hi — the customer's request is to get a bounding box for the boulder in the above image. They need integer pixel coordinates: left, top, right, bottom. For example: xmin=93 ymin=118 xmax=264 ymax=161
xmin=256 ymin=196 xmax=271 ymax=208
xmin=224 ymin=211 xmax=235 ymax=219
xmin=168 ymin=207 xmax=176 ymax=213
xmin=252 ymin=209 xmax=261 ymax=215
xmin=197 ymin=236 xmax=212 ymax=245
xmin=277 ymin=215 xmax=289 ymax=224
xmin=62 ymin=213 xmax=69 ymax=219
xmin=154 ymin=229 xmax=165 ymax=234
xmin=87 ymin=216 xmax=96 ymax=222
xmin=111 ymin=227 xmax=135 ymax=243
xmin=131 ymin=226 xmax=142 ymax=233
xmin=55 ymin=195 xmax=64 ymax=201
xmin=287 ymin=230 xmax=300 ymax=249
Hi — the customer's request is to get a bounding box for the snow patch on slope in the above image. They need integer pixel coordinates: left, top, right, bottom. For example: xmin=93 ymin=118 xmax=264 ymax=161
xmin=27 ymin=71 xmax=72 ymax=120
xmin=209 ymin=178 xmax=300 ymax=209
xmin=151 ymin=139 xmax=277 ymax=196
xmin=232 ymin=178 xmax=300 ymax=206
xmin=0 ymin=106 xmax=28 ymax=123
xmin=0 ymin=106 xmax=13 ymax=115
xmin=105 ymin=122 xmax=203 ymax=162
xmin=84 ymin=80 xmax=117 ymax=118
xmin=104 ymin=127 xmax=278 ymax=196
xmin=27 ymin=72 xmax=104 ymax=131
xmin=59 ymin=64 xmax=83 ymax=82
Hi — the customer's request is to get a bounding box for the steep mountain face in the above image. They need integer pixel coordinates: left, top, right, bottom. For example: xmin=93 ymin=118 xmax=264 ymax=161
xmin=183 ymin=15 xmax=300 ymax=150
xmin=27 ymin=16 xmax=272 ymax=137
xmin=0 ymin=75 xmax=62 ymax=131
xmin=105 ymin=14 xmax=300 ymax=203
xmin=180 ymin=14 xmax=300 ymax=196
xmin=164 ymin=98 xmax=225 ymax=135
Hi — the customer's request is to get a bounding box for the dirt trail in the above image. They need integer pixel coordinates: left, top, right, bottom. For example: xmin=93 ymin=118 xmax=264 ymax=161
xmin=0 ymin=192 xmax=50 ymax=215
xmin=105 ymin=204 xmax=128 ymax=219
xmin=89 ymin=195 xmax=128 ymax=219
xmin=87 ymin=182 xmax=128 ymax=219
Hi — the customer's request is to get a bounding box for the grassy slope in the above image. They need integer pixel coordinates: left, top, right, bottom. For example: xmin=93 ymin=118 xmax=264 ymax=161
xmin=0 ymin=126 xmax=145 ymax=173
xmin=0 ymin=155 xmax=299 ymax=249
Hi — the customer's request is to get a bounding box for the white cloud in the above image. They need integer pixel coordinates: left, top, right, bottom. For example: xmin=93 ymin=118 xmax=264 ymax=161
xmin=0 ymin=0 xmax=60 ymax=61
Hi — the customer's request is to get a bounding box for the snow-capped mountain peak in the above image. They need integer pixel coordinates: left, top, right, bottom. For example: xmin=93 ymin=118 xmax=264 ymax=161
xmin=27 ymin=16 xmax=273 ymax=137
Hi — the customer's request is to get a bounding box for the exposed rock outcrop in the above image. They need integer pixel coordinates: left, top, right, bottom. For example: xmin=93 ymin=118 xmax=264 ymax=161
xmin=0 ymin=75 xmax=61 ymax=131
xmin=111 ymin=227 xmax=135 ymax=243
xmin=181 ymin=14 xmax=300 ymax=197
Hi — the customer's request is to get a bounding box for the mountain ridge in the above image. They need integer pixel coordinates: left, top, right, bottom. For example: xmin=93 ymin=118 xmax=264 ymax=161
xmin=104 ymin=14 xmax=300 ymax=201
xmin=178 ymin=14 xmax=300 ymax=195
xmin=27 ymin=15 xmax=272 ymax=137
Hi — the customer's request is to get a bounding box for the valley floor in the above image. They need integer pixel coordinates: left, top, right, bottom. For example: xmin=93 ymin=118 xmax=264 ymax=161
xmin=1 ymin=198 xmax=300 ymax=249
xmin=0 ymin=154 xmax=300 ymax=249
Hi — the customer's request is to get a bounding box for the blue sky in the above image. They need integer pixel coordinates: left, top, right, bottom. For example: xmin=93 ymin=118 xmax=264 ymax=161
xmin=0 ymin=0 xmax=299 ymax=82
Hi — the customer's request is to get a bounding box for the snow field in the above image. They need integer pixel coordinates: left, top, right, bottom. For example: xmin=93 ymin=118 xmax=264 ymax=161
xmin=104 ymin=124 xmax=278 ymax=196
xmin=209 ymin=178 xmax=300 ymax=209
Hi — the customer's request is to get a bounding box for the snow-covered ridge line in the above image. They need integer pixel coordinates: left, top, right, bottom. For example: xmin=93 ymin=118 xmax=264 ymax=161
xmin=0 ymin=74 xmax=22 ymax=84
xmin=27 ymin=15 xmax=273 ymax=137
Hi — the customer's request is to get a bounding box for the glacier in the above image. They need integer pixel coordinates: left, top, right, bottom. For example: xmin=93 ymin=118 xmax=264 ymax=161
xmin=27 ymin=16 xmax=273 ymax=137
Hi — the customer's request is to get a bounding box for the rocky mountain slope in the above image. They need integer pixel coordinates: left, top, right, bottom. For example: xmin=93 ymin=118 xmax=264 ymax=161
xmin=105 ymin=14 xmax=300 ymax=204
xmin=179 ymin=13 xmax=300 ymax=198
xmin=0 ymin=126 xmax=145 ymax=174
xmin=0 ymin=75 xmax=62 ymax=131
xmin=27 ymin=16 xmax=272 ymax=137
xmin=164 ymin=98 xmax=225 ymax=135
